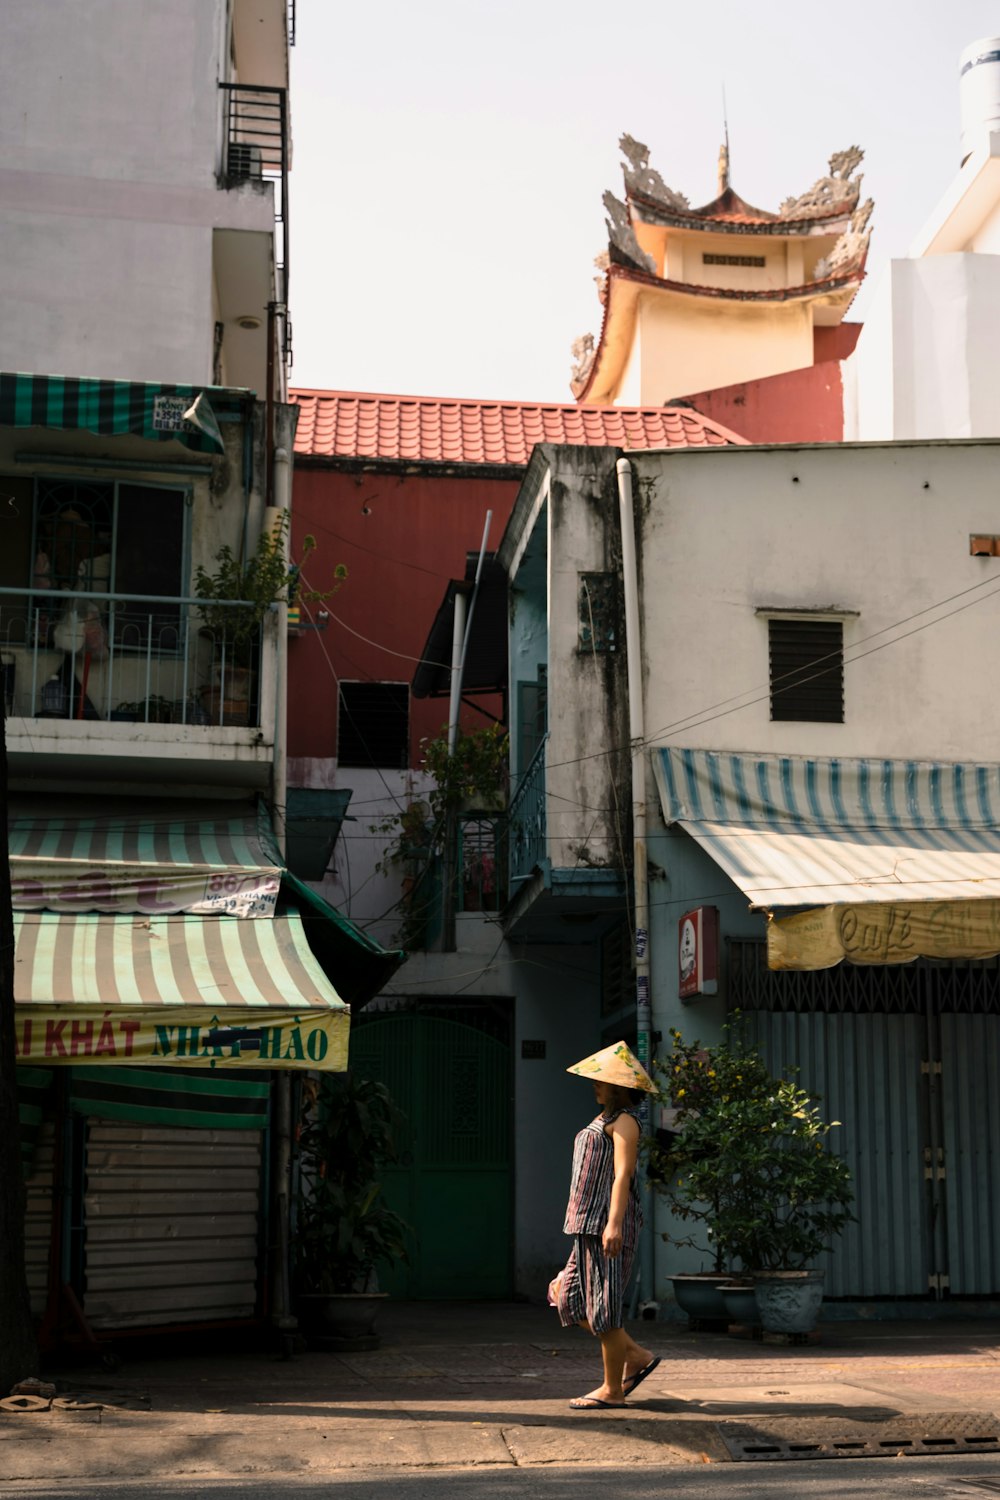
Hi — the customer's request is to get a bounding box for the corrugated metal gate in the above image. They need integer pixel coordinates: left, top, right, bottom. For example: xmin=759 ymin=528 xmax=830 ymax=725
xmin=24 ymin=1122 xmax=55 ymax=1319
xmin=731 ymin=942 xmax=1000 ymax=1301
xmin=350 ymin=1002 xmax=512 ymax=1299
xmin=82 ymin=1122 xmax=264 ymax=1330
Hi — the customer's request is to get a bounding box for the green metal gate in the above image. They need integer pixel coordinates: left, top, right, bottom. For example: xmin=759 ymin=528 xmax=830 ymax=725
xmin=349 ymin=1004 xmax=512 ymax=1299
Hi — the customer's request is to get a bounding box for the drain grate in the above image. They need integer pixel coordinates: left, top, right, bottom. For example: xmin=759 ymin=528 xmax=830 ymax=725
xmin=718 ymin=1411 xmax=1000 ymax=1462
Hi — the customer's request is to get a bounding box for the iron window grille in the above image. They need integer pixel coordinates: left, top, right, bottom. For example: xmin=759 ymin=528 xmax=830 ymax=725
xmin=337 ymin=681 xmax=409 ymax=768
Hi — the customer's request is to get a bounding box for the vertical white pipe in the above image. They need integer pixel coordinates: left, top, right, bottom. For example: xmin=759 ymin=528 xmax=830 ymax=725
xmin=616 ymin=456 xmax=654 ymax=1307
xmin=447 ymin=591 xmax=468 ymax=755
xmin=266 ymin=450 xmax=294 ymax=1341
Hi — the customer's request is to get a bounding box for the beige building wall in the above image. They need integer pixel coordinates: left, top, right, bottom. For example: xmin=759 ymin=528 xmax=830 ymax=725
xmin=632 ymin=290 xmax=814 ymax=405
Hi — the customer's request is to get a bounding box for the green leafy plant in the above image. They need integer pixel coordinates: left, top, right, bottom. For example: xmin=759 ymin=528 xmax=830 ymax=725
xmin=293 ymin=1073 xmax=410 ymax=1296
xmin=419 ymin=723 xmax=509 ymax=813
xmin=194 ymin=510 xmax=346 ymax=663
xmin=112 ymin=694 xmax=176 ymax=723
xmin=371 ymin=725 xmax=509 ymax=949
xmin=647 ymin=1024 xmax=854 ymax=1273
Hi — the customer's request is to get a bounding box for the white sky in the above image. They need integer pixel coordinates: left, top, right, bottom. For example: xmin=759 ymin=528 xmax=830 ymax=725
xmin=290 ymin=0 xmax=1000 ymax=402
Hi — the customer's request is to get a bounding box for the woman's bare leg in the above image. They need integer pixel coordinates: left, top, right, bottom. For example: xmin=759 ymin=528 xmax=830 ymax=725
xmin=622 ymin=1329 xmax=656 ymax=1384
xmin=571 ymin=1325 xmax=629 ymax=1405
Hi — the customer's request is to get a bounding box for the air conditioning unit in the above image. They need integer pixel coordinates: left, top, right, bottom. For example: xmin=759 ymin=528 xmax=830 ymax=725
xmin=227 ymin=142 xmax=263 ymax=182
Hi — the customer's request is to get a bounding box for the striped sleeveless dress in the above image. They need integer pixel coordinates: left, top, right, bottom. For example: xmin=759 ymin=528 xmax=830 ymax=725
xmin=556 ymin=1107 xmax=642 ymax=1334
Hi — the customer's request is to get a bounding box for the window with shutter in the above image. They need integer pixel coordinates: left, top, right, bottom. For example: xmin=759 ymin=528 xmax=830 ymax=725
xmin=768 ymin=617 xmax=844 ymax=723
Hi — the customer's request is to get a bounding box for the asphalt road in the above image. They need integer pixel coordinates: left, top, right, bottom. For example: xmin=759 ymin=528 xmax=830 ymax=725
xmin=7 ymin=1457 xmax=1000 ymax=1500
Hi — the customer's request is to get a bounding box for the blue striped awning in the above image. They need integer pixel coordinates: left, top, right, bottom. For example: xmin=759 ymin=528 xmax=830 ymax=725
xmin=653 ymin=748 xmax=1000 ymax=909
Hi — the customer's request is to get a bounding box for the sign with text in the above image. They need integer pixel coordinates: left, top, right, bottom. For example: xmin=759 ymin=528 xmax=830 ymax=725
xmin=768 ymin=898 xmax=1000 ymax=970
xmin=678 ymin=906 xmax=719 ymax=999
xmin=11 ymin=862 xmax=279 ymax=919
xmin=14 ymin=1006 xmax=349 ymax=1071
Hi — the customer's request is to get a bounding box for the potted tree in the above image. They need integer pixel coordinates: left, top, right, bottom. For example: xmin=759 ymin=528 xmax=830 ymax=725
xmin=648 ymin=1025 xmax=854 ymax=1337
xmin=293 ymin=1072 xmax=410 ymax=1351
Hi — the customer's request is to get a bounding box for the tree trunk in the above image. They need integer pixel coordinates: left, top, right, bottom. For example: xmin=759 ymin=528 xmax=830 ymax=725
xmin=0 ymin=707 xmax=38 ymax=1387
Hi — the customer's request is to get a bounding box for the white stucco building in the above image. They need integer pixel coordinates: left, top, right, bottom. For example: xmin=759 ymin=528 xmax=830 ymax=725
xmin=848 ymin=36 xmax=1000 ymax=441
xmin=499 ymin=436 xmax=1000 ymax=1311
xmin=0 ymin=0 xmax=290 ymax=396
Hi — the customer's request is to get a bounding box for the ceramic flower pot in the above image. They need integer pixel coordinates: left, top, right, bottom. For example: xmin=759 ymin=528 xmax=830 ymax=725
xmin=668 ymin=1273 xmax=731 ymax=1329
xmin=751 ymin=1269 xmax=825 ymax=1335
xmin=719 ymin=1282 xmax=761 ymax=1328
xmin=297 ymin=1291 xmax=388 ymax=1351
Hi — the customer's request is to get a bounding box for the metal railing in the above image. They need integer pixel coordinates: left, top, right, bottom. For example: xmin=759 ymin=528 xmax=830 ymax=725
xmin=288 ymin=0 xmax=296 ymax=45
xmin=0 ymin=586 xmax=268 ymax=729
xmin=507 ymin=738 xmax=547 ymax=886
xmin=458 ymin=815 xmax=507 ymax=913
xmin=219 ymin=82 xmax=290 ymax=322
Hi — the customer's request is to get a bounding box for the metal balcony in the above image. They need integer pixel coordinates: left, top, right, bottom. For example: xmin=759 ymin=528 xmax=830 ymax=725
xmin=219 ymin=82 xmax=290 ymax=324
xmin=507 ymin=739 xmax=547 ymax=886
xmin=0 ymin=586 xmax=270 ymax=729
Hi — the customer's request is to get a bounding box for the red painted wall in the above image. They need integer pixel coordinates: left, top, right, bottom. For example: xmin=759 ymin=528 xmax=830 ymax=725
xmin=813 ymin=322 xmax=862 ymax=362
xmin=679 ymin=322 xmax=861 ymax=445
xmin=683 ymin=360 xmax=847 ymax=445
xmin=287 ymin=466 xmax=520 ymax=766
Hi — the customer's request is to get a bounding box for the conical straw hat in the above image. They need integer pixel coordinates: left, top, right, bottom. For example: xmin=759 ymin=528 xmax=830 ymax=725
xmin=566 ymin=1040 xmax=655 ymax=1093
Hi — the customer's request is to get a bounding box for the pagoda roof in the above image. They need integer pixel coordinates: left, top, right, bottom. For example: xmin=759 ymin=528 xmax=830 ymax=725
xmin=572 ymin=259 xmax=867 ymax=405
xmin=627 ymin=182 xmax=855 ymax=236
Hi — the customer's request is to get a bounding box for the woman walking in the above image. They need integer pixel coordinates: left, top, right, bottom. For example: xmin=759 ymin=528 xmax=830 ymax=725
xmin=554 ymin=1040 xmax=661 ymax=1410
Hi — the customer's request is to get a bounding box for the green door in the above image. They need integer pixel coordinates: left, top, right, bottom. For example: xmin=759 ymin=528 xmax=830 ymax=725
xmin=349 ymin=1010 xmax=512 ymax=1298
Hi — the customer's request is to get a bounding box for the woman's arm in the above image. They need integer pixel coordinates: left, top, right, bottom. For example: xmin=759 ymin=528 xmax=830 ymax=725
xmin=602 ymin=1114 xmax=640 ymax=1259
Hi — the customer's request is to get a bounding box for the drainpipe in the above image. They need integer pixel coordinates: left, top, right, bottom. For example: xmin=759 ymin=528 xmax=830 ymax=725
xmin=615 ymin=456 xmax=654 ymax=1312
xmin=266 ymin=446 xmax=295 ymax=1352
xmin=448 ymin=511 xmax=493 ymax=752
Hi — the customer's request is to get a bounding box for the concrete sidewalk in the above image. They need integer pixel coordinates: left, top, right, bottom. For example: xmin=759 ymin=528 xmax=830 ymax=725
xmin=4 ymin=1303 xmax=1000 ymax=1484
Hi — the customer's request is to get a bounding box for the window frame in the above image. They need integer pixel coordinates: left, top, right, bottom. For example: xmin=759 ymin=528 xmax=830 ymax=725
xmin=337 ymin=679 xmax=410 ymax=769
xmin=757 ymin=607 xmax=856 ymax=725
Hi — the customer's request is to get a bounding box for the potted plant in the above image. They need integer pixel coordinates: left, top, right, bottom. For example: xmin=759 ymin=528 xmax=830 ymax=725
xmin=372 ymin=725 xmax=509 ymax=948
xmin=110 ymin=694 xmax=176 ymax=724
xmin=648 ymin=1025 xmax=854 ymax=1337
xmin=194 ymin=512 xmax=345 ymax=724
xmin=293 ymin=1072 xmax=410 ymax=1350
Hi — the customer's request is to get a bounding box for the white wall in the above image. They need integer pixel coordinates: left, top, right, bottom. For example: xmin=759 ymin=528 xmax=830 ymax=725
xmin=512 ymin=948 xmax=602 ymax=1298
xmin=0 ymin=0 xmax=275 ymax=386
xmin=849 ymin=255 xmax=1000 ymax=441
xmin=630 ymin=440 xmax=1000 ymax=764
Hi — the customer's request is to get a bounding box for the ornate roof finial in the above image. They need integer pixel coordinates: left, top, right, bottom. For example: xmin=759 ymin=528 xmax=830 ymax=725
xmin=717 ymin=139 xmax=730 ymax=194
xmin=718 ymin=88 xmax=731 ymax=193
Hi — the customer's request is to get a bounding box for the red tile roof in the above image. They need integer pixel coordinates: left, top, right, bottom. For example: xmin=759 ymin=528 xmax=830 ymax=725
xmin=290 ymin=390 xmax=746 ymax=464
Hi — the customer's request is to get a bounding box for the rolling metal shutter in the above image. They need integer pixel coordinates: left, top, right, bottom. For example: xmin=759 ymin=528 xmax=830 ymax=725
xmin=82 ymin=1121 xmax=263 ymax=1331
xmin=24 ymin=1121 xmax=55 ymax=1319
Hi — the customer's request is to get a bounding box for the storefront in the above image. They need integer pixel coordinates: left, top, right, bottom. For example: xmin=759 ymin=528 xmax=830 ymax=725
xmin=12 ymin=796 xmax=398 ymax=1347
xmin=654 ymin=748 xmax=1000 ymax=1303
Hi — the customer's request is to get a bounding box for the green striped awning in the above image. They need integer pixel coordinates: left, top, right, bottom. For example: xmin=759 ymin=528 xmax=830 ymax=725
xmin=0 ymin=371 xmax=249 ymax=454
xmin=68 ymin=1067 xmax=270 ymax=1129
xmin=16 ymin=1066 xmax=55 ymax=1173
xmin=10 ymin=799 xmax=282 ymax=918
xmin=12 ymin=909 xmax=345 ymax=1010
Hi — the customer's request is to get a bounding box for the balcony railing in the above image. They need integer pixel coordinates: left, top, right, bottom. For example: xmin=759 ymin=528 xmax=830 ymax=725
xmin=507 ymin=738 xmax=547 ymax=886
xmin=0 ymin=586 xmax=268 ymax=729
xmin=219 ymin=82 xmax=290 ymax=341
xmin=458 ymin=815 xmax=507 ymax=913
xmin=288 ymin=0 xmax=296 ymax=45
